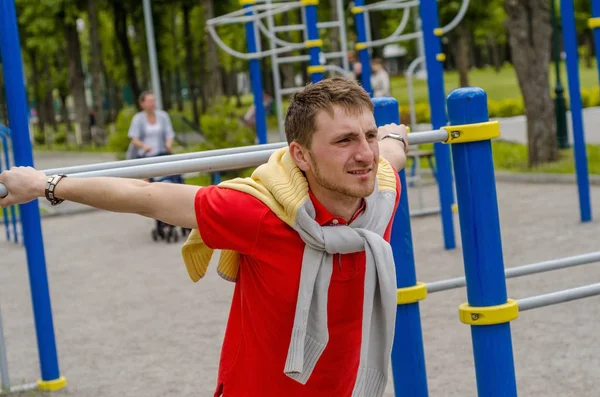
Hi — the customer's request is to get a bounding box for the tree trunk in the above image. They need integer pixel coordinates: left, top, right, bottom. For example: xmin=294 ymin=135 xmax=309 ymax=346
xmin=201 ymin=0 xmax=223 ymax=99
xmin=505 ymin=0 xmax=557 ymax=166
xmin=171 ymin=6 xmax=184 ymax=111
xmin=454 ymin=24 xmax=470 ymax=87
xmin=183 ymin=4 xmax=200 ymax=126
xmin=488 ymin=34 xmax=502 ymax=72
xmin=112 ymin=1 xmax=141 ymax=107
xmin=43 ymin=56 xmax=58 ymax=133
xmin=585 ymin=30 xmax=594 ymax=69
xmin=65 ymin=20 xmax=91 ymax=144
xmin=88 ymin=0 xmax=106 ymax=144
xmin=162 ymin=71 xmax=173 ymax=110
xmin=28 ymin=50 xmax=45 ymax=136
xmin=280 ymin=12 xmax=295 ymax=88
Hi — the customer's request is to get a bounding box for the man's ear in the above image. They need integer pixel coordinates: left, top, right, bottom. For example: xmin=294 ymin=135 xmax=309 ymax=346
xmin=289 ymin=142 xmax=311 ymax=172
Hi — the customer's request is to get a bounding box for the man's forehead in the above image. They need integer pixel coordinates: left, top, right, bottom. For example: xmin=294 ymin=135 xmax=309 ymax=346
xmin=316 ymin=105 xmax=374 ymax=125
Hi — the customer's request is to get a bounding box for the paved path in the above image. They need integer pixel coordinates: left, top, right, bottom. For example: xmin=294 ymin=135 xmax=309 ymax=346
xmin=1 ymin=180 xmax=600 ymax=396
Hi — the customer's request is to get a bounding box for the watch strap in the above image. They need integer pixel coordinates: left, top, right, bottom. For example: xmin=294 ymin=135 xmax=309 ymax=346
xmin=45 ymin=174 xmax=67 ymax=206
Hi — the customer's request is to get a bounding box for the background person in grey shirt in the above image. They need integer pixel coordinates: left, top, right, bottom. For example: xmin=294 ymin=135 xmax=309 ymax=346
xmin=127 ymin=91 xmax=175 ymax=159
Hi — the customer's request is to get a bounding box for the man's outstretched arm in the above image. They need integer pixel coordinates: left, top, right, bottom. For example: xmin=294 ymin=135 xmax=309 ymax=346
xmin=0 ymin=167 xmax=200 ymax=230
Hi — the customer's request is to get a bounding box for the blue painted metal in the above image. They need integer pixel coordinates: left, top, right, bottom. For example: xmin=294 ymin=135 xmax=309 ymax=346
xmin=242 ymin=4 xmax=268 ymax=145
xmin=447 ymin=87 xmax=517 ymax=397
xmin=373 ymin=96 xmax=428 ymax=397
xmin=561 ymin=0 xmax=592 ymax=222
xmin=353 ymin=0 xmax=372 ymax=95
xmin=303 ymin=3 xmax=323 ymax=83
xmin=418 ymin=0 xmax=456 ymax=250
xmin=592 ymin=0 xmax=600 ymax=85
xmin=0 ymin=0 xmax=62 ymax=382
xmin=0 ymin=126 xmax=17 ymax=244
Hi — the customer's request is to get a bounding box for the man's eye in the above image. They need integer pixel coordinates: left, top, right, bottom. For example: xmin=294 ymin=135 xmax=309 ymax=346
xmin=338 ymin=138 xmax=350 ymax=143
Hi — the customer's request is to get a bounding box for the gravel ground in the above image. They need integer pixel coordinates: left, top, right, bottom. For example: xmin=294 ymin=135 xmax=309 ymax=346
xmin=1 ymin=180 xmax=600 ymax=397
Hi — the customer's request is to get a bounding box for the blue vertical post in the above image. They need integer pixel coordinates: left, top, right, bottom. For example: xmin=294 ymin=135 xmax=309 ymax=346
xmin=561 ymin=0 xmax=592 ymax=222
xmin=418 ymin=0 xmax=456 ymax=249
xmin=0 ymin=127 xmax=18 ymax=244
xmin=303 ymin=1 xmax=323 ymax=83
xmin=373 ymin=97 xmax=428 ymax=397
xmin=591 ymin=0 xmax=600 ymax=84
xmin=447 ymin=87 xmax=517 ymax=397
xmin=242 ymin=1 xmax=267 ymax=145
xmin=0 ymin=137 xmax=8 ymax=241
xmin=352 ymin=1 xmax=372 ymax=95
xmin=0 ymin=0 xmax=66 ymax=390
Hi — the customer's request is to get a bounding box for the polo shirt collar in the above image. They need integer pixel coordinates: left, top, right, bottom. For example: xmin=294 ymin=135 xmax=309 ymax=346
xmin=308 ymin=190 xmax=366 ymax=226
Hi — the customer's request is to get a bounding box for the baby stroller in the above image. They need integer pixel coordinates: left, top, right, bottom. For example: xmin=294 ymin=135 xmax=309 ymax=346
xmin=149 ymin=173 xmax=192 ymax=243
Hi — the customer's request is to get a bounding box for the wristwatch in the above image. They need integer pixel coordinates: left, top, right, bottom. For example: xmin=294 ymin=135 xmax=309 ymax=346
xmin=382 ymin=133 xmax=407 ymax=151
xmin=45 ymin=174 xmax=67 ymax=206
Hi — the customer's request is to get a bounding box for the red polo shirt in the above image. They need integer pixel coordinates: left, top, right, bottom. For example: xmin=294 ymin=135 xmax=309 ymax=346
xmin=195 ymin=174 xmax=400 ymax=397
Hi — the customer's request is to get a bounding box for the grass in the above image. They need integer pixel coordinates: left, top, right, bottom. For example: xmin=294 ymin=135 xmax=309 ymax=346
xmin=411 ymin=141 xmax=600 ymax=175
xmin=390 ymin=60 xmax=600 ymax=106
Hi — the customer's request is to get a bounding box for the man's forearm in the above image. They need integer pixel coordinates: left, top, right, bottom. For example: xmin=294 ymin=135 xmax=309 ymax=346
xmin=52 ymin=177 xmax=200 ymax=229
xmin=379 ymin=139 xmax=407 ymax=171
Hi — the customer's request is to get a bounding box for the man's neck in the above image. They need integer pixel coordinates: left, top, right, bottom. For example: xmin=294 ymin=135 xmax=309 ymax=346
xmin=310 ymin=188 xmax=362 ymax=222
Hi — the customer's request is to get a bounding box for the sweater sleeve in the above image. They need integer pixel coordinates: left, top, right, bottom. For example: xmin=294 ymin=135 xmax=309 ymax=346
xmin=127 ymin=113 xmax=143 ymax=140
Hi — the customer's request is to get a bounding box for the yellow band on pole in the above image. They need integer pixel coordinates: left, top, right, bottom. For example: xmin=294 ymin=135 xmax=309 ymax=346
xmin=442 ymin=121 xmax=501 ymax=144
xmin=355 ymin=42 xmax=368 ymax=51
xmin=588 ymin=17 xmax=600 ymax=29
xmin=397 ymin=282 xmax=428 ymax=305
xmin=436 ymin=53 xmax=446 ymax=62
xmin=459 ymin=299 xmax=519 ymax=326
xmin=239 ymin=0 xmax=257 ymax=5
xmin=307 ymin=65 xmax=325 ymax=74
xmin=301 ymin=0 xmax=319 ymax=5
xmin=37 ymin=377 xmax=67 ymax=391
xmin=434 ymin=28 xmax=444 ymax=36
xmin=305 ymin=39 xmax=323 ymax=48
xmin=351 ymin=6 xmax=365 ymax=14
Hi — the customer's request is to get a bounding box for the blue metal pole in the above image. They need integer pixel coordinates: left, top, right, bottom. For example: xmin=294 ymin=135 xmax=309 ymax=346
xmin=242 ymin=1 xmax=268 ymax=145
xmin=591 ymin=0 xmax=600 ymax=84
xmin=561 ymin=0 xmax=592 ymax=222
xmin=0 ymin=133 xmax=10 ymax=242
xmin=0 ymin=136 xmax=8 ymax=242
xmin=0 ymin=0 xmax=65 ymax=389
xmin=447 ymin=87 xmax=517 ymax=397
xmin=418 ymin=0 xmax=456 ymax=249
xmin=0 ymin=127 xmax=18 ymax=244
xmin=303 ymin=2 xmax=323 ymax=83
xmin=373 ymin=97 xmax=428 ymax=397
xmin=353 ymin=0 xmax=372 ymax=95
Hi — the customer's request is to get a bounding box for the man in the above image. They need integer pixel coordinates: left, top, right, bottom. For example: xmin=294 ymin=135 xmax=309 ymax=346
xmin=0 ymin=77 xmax=409 ymax=397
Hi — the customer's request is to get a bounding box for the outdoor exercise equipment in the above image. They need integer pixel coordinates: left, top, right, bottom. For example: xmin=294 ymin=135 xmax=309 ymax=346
xmin=0 ymin=0 xmax=599 ymax=395
xmin=207 ymin=0 xmax=351 ymax=143
xmin=0 ymin=125 xmax=18 ymax=243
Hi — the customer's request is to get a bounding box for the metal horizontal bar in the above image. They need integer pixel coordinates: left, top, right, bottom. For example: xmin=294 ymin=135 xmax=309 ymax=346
xmin=68 ymin=150 xmax=278 ymax=179
xmin=44 ymin=142 xmax=287 ymax=176
xmin=275 ymin=54 xmax=310 ymax=64
xmin=427 ymin=251 xmax=600 ymax=294
xmin=0 ymin=129 xmax=448 ymax=197
xmin=317 ymin=21 xmax=340 ymax=29
xmin=280 ymin=87 xmax=305 ymax=95
xmin=272 ymin=24 xmax=304 ymax=32
xmin=409 ymin=207 xmax=440 ymax=217
xmin=518 ymin=283 xmax=600 ymax=312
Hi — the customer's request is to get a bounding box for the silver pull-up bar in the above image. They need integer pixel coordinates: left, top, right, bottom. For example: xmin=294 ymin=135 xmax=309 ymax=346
xmin=0 ymin=129 xmax=448 ymax=198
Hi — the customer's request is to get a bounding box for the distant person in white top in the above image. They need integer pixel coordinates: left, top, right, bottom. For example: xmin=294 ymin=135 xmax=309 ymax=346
xmin=127 ymin=91 xmax=175 ymax=159
xmin=370 ymin=58 xmax=391 ymax=98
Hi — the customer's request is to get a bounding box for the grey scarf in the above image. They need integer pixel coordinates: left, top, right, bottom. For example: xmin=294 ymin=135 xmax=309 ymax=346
xmin=283 ymin=180 xmax=398 ymax=397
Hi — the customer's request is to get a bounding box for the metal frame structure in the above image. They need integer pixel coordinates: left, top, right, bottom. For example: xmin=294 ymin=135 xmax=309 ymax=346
xmin=207 ymin=0 xmax=351 ymax=143
xmin=0 ymin=1 xmax=599 ymax=396
xmin=352 ymin=0 xmax=470 ymax=250
xmin=0 ymin=125 xmax=18 ymax=244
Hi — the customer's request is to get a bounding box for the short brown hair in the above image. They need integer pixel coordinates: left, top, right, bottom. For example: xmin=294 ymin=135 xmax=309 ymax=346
xmin=285 ymin=77 xmax=373 ymax=148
